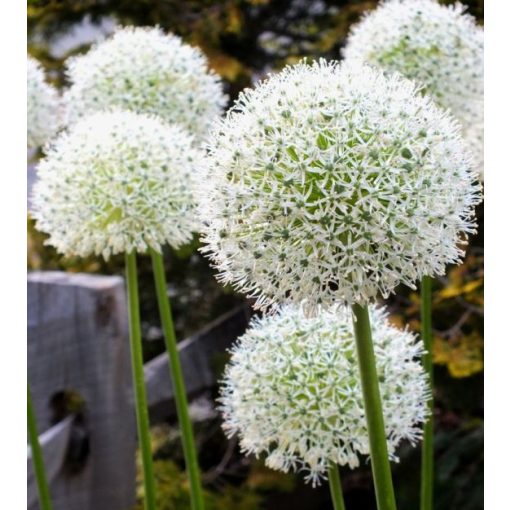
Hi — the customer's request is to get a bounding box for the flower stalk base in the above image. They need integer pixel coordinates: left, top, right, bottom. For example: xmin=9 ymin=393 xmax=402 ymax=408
xmin=420 ymin=275 xmax=434 ymax=510
xmin=328 ymin=464 xmax=346 ymax=510
xmin=125 ymin=251 xmax=157 ymax=510
xmin=27 ymin=384 xmax=53 ymax=510
xmin=351 ymin=303 xmax=397 ymax=510
xmin=150 ymin=248 xmax=205 ymax=510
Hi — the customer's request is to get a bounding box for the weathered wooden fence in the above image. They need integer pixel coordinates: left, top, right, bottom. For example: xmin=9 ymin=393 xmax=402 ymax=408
xmin=27 ymin=271 xmax=251 ymax=510
xmin=28 ymin=272 xmax=136 ymax=510
xmin=145 ymin=304 xmax=251 ymax=421
xmin=27 ymin=416 xmax=74 ymax=508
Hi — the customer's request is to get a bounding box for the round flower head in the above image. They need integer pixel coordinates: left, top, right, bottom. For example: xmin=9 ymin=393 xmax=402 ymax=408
xmin=219 ymin=305 xmax=429 ymax=485
xmin=64 ymin=26 xmax=227 ymax=140
xmin=27 ymin=56 xmax=61 ymax=148
xmin=32 ymin=110 xmax=203 ymax=259
xmin=342 ymin=0 xmax=484 ymax=176
xmin=200 ymin=60 xmax=481 ymax=312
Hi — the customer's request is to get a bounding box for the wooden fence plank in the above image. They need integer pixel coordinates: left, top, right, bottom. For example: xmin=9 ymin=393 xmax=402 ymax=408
xmin=27 ymin=272 xmax=136 ymax=510
xmin=144 ymin=305 xmax=252 ymax=421
xmin=27 ymin=416 xmax=74 ymax=508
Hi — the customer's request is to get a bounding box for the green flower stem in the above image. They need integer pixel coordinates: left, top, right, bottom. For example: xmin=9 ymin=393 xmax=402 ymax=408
xmin=150 ymin=248 xmax=205 ymax=510
xmin=351 ymin=303 xmax=397 ymax=510
xmin=125 ymin=251 xmax=157 ymax=510
xmin=328 ymin=463 xmax=346 ymax=510
xmin=27 ymin=385 xmax=53 ymax=510
xmin=420 ymin=275 xmax=434 ymax=510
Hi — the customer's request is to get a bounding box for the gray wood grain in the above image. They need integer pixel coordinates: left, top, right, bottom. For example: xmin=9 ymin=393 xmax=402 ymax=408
xmin=28 ymin=272 xmax=136 ymax=510
xmin=144 ymin=305 xmax=252 ymax=421
xmin=27 ymin=416 xmax=74 ymax=508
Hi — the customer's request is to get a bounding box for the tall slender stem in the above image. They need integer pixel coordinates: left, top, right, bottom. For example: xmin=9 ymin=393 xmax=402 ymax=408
xmin=125 ymin=251 xmax=157 ymax=510
xmin=420 ymin=275 xmax=434 ymax=510
xmin=27 ymin=385 xmax=53 ymax=510
xmin=328 ymin=463 xmax=346 ymax=510
xmin=351 ymin=303 xmax=397 ymax=510
xmin=150 ymin=248 xmax=205 ymax=510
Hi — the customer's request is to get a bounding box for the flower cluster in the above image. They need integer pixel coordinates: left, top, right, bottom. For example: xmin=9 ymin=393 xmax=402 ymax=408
xmin=200 ymin=60 xmax=481 ymax=312
xmin=27 ymin=56 xmax=61 ymax=149
xmin=64 ymin=26 xmax=227 ymax=140
xmin=219 ymin=305 xmax=429 ymax=485
xmin=342 ymin=0 xmax=484 ymax=176
xmin=32 ymin=110 xmax=203 ymax=259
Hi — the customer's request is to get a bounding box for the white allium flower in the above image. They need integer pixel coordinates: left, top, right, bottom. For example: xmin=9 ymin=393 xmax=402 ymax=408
xmin=32 ymin=110 xmax=203 ymax=259
xmin=64 ymin=26 xmax=227 ymax=140
xmin=200 ymin=60 xmax=481 ymax=311
xmin=219 ymin=305 xmax=429 ymax=485
xmin=27 ymin=56 xmax=61 ymax=149
xmin=342 ymin=0 xmax=484 ymax=176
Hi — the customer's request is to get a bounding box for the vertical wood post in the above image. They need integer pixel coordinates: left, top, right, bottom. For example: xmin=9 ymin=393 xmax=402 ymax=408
xmin=28 ymin=272 xmax=136 ymax=510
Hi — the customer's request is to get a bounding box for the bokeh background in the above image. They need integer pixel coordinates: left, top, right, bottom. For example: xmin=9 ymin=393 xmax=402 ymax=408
xmin=27 ymin=1 xmax=483 ymax=509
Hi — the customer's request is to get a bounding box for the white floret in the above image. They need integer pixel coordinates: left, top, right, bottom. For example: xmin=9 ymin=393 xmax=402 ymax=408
xmin=219 ymin=304 xmax=430 ymax=485
xmin=64 ymin=26 xmax=227 ymax=141
xmin=200 ymin=59 xmax=481 ymax=311
xmin=343 ymin=0 xmax=484 ymax=176
xmin=32 ymin=110 xmax=204 ymax=259
xmin=27 ymin=56 xmax=61 ymax=148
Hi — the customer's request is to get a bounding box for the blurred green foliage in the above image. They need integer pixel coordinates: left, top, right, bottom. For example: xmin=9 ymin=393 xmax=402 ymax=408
xmin=27 ymin=0 xmax=483 ymax=94
xmin=134 ymin=458 xmax=264 ymax=510
xmin=133 ymin=423 xmax=297 ymax=510
xmin=390 ymin=246 xmax=484 ymax=379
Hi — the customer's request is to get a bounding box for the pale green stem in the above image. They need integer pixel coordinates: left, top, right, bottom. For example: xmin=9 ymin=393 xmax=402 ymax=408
xmin=150 ymin=248 xmax=205 ymax=510
xmin=328 ymin=463 xmax=346 ymax=510
xmin=351 ymin=303 xmax=397 ymax=510
xmin=27 ymin=384 xmax=53 ymax=510
xmin=420 ymin=275 xmax=434 ymax=510
xmin=125 ymin=251 xmax=157 ymax=510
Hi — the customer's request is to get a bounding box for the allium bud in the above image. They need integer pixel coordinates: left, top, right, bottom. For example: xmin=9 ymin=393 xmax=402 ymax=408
xmin=27 ymin=56 xmax=61 ymax=149
xmin=64 ymin=26 xmax=227 ymax=140
xmin=32 ymin=110 xmax=203 ymax=259
xmin=342 ymin=0 xmax=484 ymax=176
xmin=200 ymin=60 xmax=481 ymax=311
xmin=219 ymin=305 xmax=429 ymax=485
